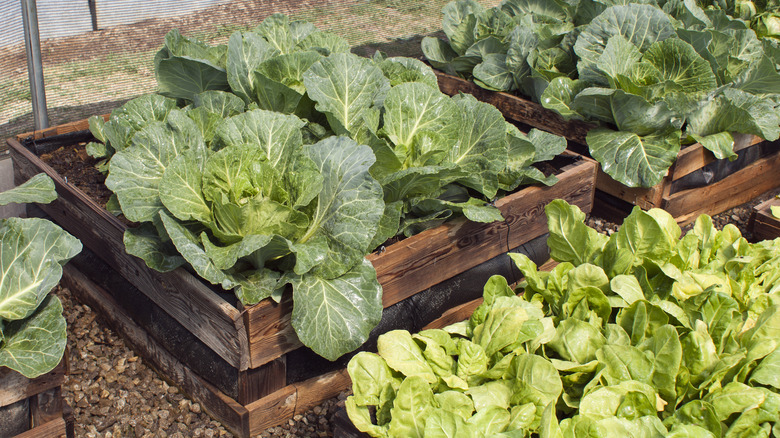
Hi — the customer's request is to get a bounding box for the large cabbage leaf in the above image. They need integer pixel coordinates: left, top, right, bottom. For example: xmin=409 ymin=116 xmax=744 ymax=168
xmin=305 ymin=51 xmax=563 ymax=238
xmin=0 ymin=174 xmax=81 ymax=378
xmin=155 ymin=29 xmax=230 ymax=101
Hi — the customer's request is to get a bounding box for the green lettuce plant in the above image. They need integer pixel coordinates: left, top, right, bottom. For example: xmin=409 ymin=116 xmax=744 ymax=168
xmin=424 ymin=0 xmax=780 ymax=189
xmin=346 ymin=200 xmax=780 ymax=436
xmin=0 ymin=174 xmax=82 ymax=378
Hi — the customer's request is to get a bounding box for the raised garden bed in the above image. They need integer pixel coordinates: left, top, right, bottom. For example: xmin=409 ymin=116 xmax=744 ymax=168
xmin=0 ymin=359 xmax=73 ymax=438
xmin=435 ymin=71 xmax=780 ymax=226
xmin=750 ymin=197 xmax=780 ymax=241
xmin=8 ymin=118 xmax=596 ymax=437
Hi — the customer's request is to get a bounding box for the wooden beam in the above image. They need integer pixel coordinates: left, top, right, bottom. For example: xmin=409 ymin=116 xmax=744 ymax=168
xmin=13 ymin=417 xmax=67 ymax=438
xmin=750 ymin=197 xmax=780 ymax=241
xmin=664 ymin=151 xmax=780 ymax=226
xmin=0 ymin=361 xmax=66 ymax=408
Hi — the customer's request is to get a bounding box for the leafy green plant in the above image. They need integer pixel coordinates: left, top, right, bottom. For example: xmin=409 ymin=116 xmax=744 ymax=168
xmin=103 ymin=105 xmax=385 ymax=361
xmin=347 ymin=199 xmax=780 ymax=436
xmin=302 ymin=50 xmax=566 ymax=240
xmin=84 ymin=14 xmax=569 ymax=361
xmin=0 ymin=174 xmax=82 ymax=378
xmin=423 ymin=0 xmax=780 ymax=188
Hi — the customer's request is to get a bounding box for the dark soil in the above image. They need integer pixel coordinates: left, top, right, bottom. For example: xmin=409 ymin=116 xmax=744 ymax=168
xmin=40 ymin=143 xmax=113 ymax=208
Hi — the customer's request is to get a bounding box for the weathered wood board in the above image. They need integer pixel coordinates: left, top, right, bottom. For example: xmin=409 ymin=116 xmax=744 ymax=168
xmin=0 ymin=360 xmax=70 ymax=438
xmin=750 ymin=197 xmax=780 ymax=242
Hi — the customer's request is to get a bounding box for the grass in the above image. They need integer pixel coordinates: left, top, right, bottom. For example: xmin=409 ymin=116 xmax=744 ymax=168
xmin=0 ymin=0 xmax=501 ymax=137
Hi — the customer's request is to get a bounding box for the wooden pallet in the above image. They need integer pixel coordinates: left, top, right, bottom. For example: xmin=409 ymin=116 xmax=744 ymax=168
xmin=8 ymin=118 xmax=596 ymax=437
xmin=435 ymin=71 xmax=780 ymax=226
xmin=0 ymin=360 xmax=73 ymax=438
xmin=750 ymin=197 xmax=780 ymax=241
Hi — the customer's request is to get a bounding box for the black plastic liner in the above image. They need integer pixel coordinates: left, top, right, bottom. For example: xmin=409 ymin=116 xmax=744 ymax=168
xmin=284 ymin=232 xmax=550 ymax=385
xmin=670 ymin=139 xmax=780 ymax=194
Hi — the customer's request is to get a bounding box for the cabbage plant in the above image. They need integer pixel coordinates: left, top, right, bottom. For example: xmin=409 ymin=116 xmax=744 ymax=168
xmin=302 ymin=51 xmax=566 ymax=241
xmin=0 ymin=174 xmax=81 ymax=378
xmin=424 ymin=0 xmax=780 ymax=188
xmin=346 ymin=200 xmax=780 ymax=436
xmin=85 ymin=15 xmax=569 ymax=361
xmin=105 ymin=107 xmax=385 ymax=361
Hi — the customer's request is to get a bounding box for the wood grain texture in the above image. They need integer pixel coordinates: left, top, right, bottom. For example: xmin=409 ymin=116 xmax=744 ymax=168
xmin=237 ymin=357 xmax=286 ymax=406
xmin=9 ymin=138 xmax=250 ymax=371
xmin=14 ymin=115 xmax=108 ymax=142
xmin=12 ymin=417 xmax=67 ymax=438
xmin=671 ymin=134 xmax=762 ymax=182
xmin=246 ymin=369 xmax=350 ymax=436
xmin=663 ymin=151 xmax=780 ymax=226
xmin=750 ymin=197 xmax=780 ymax=241
xmin=595 ymin=171 xmax=668 ymax=211
xmin=0 ymin=360 xmax=66 ymax=408
xmin=243 ymin=155 xmax=597 ymax=368
xmin=30 ymin=387 xmax=63 ymax=428
xmin=434 ymin=71 xmax=593 ymax=144
xmin=61 ymin=265 xmax=252 ymax=438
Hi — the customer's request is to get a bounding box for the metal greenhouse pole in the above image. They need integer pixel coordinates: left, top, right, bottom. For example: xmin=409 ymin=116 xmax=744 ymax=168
xmin=21 ymin=0 xmax=49 ymax=130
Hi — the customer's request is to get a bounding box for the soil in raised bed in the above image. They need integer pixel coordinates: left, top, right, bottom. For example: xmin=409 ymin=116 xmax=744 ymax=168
xmin=40 ymin=142 xmax=114 ymax=209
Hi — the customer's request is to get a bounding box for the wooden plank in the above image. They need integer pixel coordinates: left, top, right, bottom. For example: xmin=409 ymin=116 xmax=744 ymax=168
xmin=246 ymin=369 xmax=351 ymax=436
xmin=237 ymin=357 xmax=286 ymax=406
xmin=60 ymin=264 xmax=252 ymax=438
xmin=434 ymin=71 xmax=594 ymax=144
xmin=663 ymin=151 xmax=780 ymax=226
xmin=671 ymin=134 xmax=762 ymax=182
xmin=30 ymin=387 xmax=63 ymax=428
xmin=12 ymin=417 xmax=67 ymax=438
xmin=0 ymin=360 xmax=66 ymax=408
xmin=242 ymin=297 xmax=300 ymax=369
xmin=14 ymin=115 xmax=108 ymax=142
xmin=750 ymin=197 xmax=780 ymax=241
xmin=9 ymin=138 xmax=250 ymax=371
xmin=595 ymin=170 xmax=668 ymax=211
xmin=242 ymin=156 xmax=597 ymax=368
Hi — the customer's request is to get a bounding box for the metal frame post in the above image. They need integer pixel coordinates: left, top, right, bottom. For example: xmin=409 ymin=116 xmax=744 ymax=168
xmin=88 ymin=0 xmax=98 ymax=31
xmin=21 ymin=0 xmax=49 ymax=130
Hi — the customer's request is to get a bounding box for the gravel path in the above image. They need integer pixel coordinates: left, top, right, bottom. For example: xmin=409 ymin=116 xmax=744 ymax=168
xmin=57 ymin=189 xmax=779 ymax=438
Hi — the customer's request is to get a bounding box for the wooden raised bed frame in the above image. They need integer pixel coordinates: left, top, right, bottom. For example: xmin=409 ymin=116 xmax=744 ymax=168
xmin=8 ymin=116 xmax=597 ymax=437
xmin=750 ymin=197 xmax=780 ymax=241
xmin=0 ymin=359 xmax=72 ymax=438
xmin=436 ymin=71 xmax=780 ymax=226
